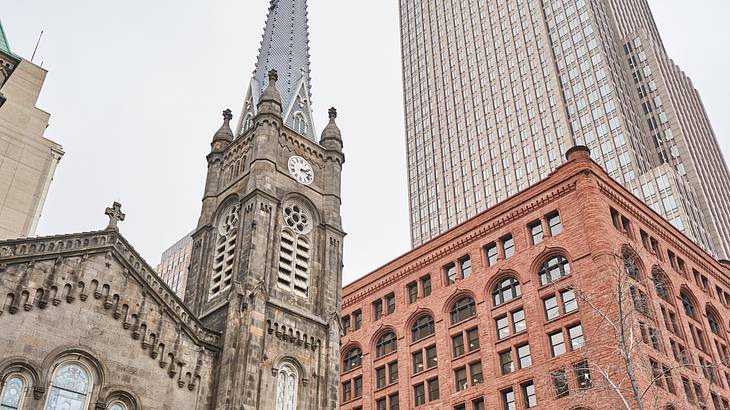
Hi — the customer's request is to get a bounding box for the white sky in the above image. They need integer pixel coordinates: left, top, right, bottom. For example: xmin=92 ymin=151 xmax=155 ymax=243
xmin=3 ymin=1 xmax=729 ymax=285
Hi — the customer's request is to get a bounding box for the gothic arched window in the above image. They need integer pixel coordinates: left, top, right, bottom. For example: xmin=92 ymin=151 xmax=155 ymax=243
xmin=411 ymin=315 xmax=435 ymax=342
xmin=275 ymin=364 xmax=298 ymax=410
xmin=375 ymin=332 xmax=397 ymax=358
xmin=450 ymin=296 xmax=476 ymax=324
xmin=652 ymin=270 xmax=671 ymax=302
xmin=45 ymin=364 xmax=91 ymax=410
xmin=538 ymin=255 xmax=571 ymax=286
xmin=492 ymin=277 xmax=521 ymax=306
xmin=210 ymin=203 xmax=241 ymax=298
xmin=681 ymin=291 xmax=697 ymax=320
xmin=278 ymin=201 xmax=313 ymax=298
xmin=0 ymin=376 xmax=24 ymax=410
xmin=623 ymin=251 xmax=641 ymax=281
xmin=707 ymin=307 xmax=723 ymax=336
xmin=292 ymin=113 xmax=308 ymax=135
xmin=343 ymin=347 xmax=362 ymax=371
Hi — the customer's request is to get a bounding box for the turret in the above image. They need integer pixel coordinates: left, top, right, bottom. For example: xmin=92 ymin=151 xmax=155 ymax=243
xmin=319 ymin=107 xmax=343 ymax=152
xmin=210 ymin=109 xmax=234 ymax=152
xmin=257 ymin=70 xmax=283 ymax=116
xmin=198 ymin=109 xmax=232 ymax=227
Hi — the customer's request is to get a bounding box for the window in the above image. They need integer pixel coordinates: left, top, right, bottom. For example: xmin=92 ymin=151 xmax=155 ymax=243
xmin=552 ymin=370 xmax=569 ymax=398
xmin=292 ymin=112 xmax=308 ymax=135
xmin=211 ymin=204 xmax=241 ymax=298
xmin=517 ymin=344 xmax=532 ymax=369
xmin=470 ymin=362 xmax=483 ymax=385
xmin=550 ymin=331 xmax=567 ymax=357
xmin=353 ymin=376 xmax=362 ymax=398
xmin=0 ymin=376 xmax=24 ymax=410
xmin=388 ymin=362 xmax=398 ymax=384
xmin=385 ymin=293 xmax=395 ymax=315
xmin=466 ymin=328 xmax=480 ymax=352
xmin=496 ymin=316 xmax=510 ymax=340
xmin=376 ymin=332 xmax=397 ymax=358
xmin=529 ymin=220 xmax=544 ymax=244
xmin=574 ymin=361 xmax=592 ymax=389
xmin=412 ymin=316 xmax=435 ymax=341
xmin=373 ymin=299 xmax=384 ymax=320
xmin=342 ymin=381 xmax=352 ymax=402
xmin=412 ymin=351 xmax=424 ymax=374
xmin=544 ymin=295 xmax=559 ymax=320
xmin=631 ymin=287 xmax=651 ymax=316
xmin=493 ymin=277 xmax=521 ymax=306
xmin=376 ymin=367 xmax=387 ymax=389
xmin=455 ymin=367 xmax=468 ymax=391
xmin=389 ymin=394 xmax=399 ymax=410
xmin=653 ymin=271 xmax=671 ymax=301
xmin=501 ymin=388 xmax=516 ymax=410
xmin=427 ymin=378 xmax=440 ymax=401
xmin=707 ymin=308 xmax=722 ymax=336
xmin=568 ymin=324 xmax=585 ymax=350
xmin=445 ymin=263 xmax=458 ymax=285
xmin=460 ymin=256 xmax=472 ymax=279
xmin=522 ymin=381 xmax=538 ymax=408
xmin=353 ymin=310 xmax=362 ymax=330
xmin=512 ymin=309 xmax=526 ymax=333
xmin=500 ymin=350 xmax=514 ymax=375
xmin=472 ymin=398 xmax=485 ymax=410
xmin=452 ymin=333 xmax=465 ymax=357
xmin=344 ymin=348 xmax=362 ymax=371
xmin=109 ymin=403 xmax=126 ymax=410
xmin=407 ymin=282 xmax=418 ymax=304
xmin=562 ymin=289 xmax=577 ymax=313
xmin=342 ymin=316 xmax=351 ymax=335
xmin=501 ymin=235 xmax=515 ymax=258
xmin=547 ymin=212 xmax=562 ymax=236
xmin=485 ymin=243 xmax=499 ymax=266
xmin=277 ymin=202 xmax=312 ymax=298
xmin=45 ymin=364 xmax=91 ymax=410
xmin=421 ymin=276 xmax=432 ymax=297
xmin=413 ymin=383 xmax=425 ymax=406
xmin=450 ymin=297 xmax=476 ymax=324
xmin=275 ymin=364 xmax=299 ymax=410
xmin=425 ymin=346 xmax=437 ymax=369
xmin=624 ymin=252 xmax=640 ymax=281
xmin=681 ymin=291 xmax=697 ymax=319
xmin=538 ymin=256 xmax=571 ymax=285
xmin=376 ymin=398 xmax=386 ymax=410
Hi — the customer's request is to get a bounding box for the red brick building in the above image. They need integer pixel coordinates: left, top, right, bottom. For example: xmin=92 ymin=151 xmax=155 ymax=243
xmin=340 ymin=147 xmax=730 ymax=410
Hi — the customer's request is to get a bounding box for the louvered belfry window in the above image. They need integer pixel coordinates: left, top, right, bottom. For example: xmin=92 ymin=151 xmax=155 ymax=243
xmin=210 ymin=203 xmax=240 ymax=298
xmin=278 ymin=201 xmax=312 ymax=298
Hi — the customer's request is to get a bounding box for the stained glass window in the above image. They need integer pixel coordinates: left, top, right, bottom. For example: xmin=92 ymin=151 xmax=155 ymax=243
xmin=45 ymin=364 xmax=90 ymax=410
xmin=0 ymin=376 xmax=24 ymax=410
xmin=275 ymin=364 xmax=298 ymax=410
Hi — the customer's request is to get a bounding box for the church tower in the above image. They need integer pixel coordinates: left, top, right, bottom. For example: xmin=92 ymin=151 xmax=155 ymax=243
xmin=184 ymin=1 xmax=345 ymax=409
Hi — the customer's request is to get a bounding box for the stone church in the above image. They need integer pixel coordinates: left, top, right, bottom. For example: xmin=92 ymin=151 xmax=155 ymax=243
xmin=0 ymin=1 xmax=345 ymax=409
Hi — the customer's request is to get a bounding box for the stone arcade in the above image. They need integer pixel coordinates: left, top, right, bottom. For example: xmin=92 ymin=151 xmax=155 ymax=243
xmin=0 ymin=1 xmax=345 ymax=409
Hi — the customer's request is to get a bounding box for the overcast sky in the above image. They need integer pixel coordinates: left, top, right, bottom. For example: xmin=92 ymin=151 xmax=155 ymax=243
xmin=3 ymin=1 xmax=729 ymax=285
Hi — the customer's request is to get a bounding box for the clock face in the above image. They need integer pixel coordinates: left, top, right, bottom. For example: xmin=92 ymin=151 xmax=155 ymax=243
xmin=287 ymin=155 xmax=314 ymax=185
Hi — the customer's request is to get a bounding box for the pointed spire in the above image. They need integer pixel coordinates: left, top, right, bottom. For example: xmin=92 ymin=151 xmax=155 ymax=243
xmin=237 ymin=0 xmax=317 ymax=140
xmin=320 ymin=107 xmax=342 ymax=151
xmin=211 ymin=109 xmax=234 ymax=151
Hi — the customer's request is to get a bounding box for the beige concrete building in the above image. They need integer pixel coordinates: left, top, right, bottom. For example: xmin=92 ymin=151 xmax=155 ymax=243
xmin=0 ymin=21 xmax=63 ymax=240
xmin=156 ymin=230 xmax=193 ymax=298
xmin=400 ymin=0 xmax=730 ymax=259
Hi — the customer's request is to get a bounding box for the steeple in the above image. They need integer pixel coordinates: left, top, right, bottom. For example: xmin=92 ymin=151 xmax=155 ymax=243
xmin=237 ymin=0 xmax=317 ymax=140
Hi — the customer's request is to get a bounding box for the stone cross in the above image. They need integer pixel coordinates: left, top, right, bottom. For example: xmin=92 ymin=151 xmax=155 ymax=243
xmin=105 ymin=201 xmax=126 ymax=230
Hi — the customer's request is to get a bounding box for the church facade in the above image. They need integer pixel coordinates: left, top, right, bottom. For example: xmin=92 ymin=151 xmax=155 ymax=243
xmin=0 ymin=1 xmax=345 ymax=409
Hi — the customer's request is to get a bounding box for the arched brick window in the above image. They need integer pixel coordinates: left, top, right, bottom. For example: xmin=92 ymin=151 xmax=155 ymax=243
xmin=343 ymin=347 xmax=362 ymax=371
xmin=707 ymin=307 xmax=723 ymax=336
xmin=411 ymin=315 xmax=435 ymax=342
xmin=680 ymin=291 xmax=697 ymax=320
xmin=652 ymin=270 xmax=672 ymax=302
xmin=538 ymin=255 xmax=571 ymax=286
xmin=375 ymin=332 xmax=397 ymax=358
xmin=450 ymin=297 xmax=476 ymax=324
xmin=492 ymin=277 xmax=521 ymax=306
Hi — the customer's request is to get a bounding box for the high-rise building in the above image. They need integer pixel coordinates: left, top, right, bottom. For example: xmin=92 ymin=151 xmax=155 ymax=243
xmin=399 ymin=0 xmax=730 ymax=259
xmin=0 ymin=1 xmax=345 ymax=408
xmin=0 ymin=20 xmax=64 ymax=239
xmin=156 ymin=230 xmax=193 ymax=298
xmin=340 ymin=146 xmax=730 ymax=410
